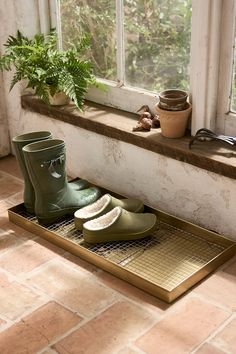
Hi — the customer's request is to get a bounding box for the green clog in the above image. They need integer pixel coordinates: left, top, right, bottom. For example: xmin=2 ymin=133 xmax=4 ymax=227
xmin=83 ymin=206 xmax=157 ymax=244
xmin=74 ymin=193 xmax=144 ymax=230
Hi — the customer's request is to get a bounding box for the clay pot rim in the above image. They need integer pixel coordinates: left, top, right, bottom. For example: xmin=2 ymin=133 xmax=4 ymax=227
xmin=159 ymin=89 xmax=188 ymax=104
xmin=156 ymin=102 xmax=192 ymax=115
xmin=158 ymin=101 xmax=187 ymax=111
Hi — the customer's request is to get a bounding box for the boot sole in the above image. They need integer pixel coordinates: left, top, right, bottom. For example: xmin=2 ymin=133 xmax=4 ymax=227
xmin=37 ymin=207 xmax=79 ymax=226
xmin=83 ymin=222 xmax=157 ymax=244
xmin=25 ymin=206 xmax=35 ymax=214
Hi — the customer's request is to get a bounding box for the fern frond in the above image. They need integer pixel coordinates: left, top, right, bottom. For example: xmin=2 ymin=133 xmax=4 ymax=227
xmin=46 ymin=29 xmax=58 ymax=49
xmin=9 ymin=70 xmax=23 ymax=90
xmin=58 ymin=70 xmax=76 ymax=98
xmin=34 ymin=33 xmax=45 ymax=47
xmin=57 ymin=68 xmax=87 ymax=111
xmin=0 ymin=55 xmax=13 ymax=71
xmin=35 ymin=83 xmax=50 ymax=104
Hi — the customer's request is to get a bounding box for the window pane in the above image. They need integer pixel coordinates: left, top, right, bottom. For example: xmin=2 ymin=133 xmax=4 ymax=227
xmin=60 ymin=0 xmax=117 ymax=81
xmin=124 ymin=0 xmax=192 ymax=92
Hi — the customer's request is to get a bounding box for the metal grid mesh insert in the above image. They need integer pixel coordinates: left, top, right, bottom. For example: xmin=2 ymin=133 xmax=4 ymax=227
xmin=18 ymin=209 xmax=226 ymax=291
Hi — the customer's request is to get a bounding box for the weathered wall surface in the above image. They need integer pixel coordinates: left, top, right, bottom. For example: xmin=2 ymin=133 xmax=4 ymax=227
xmin=0 ymin=0 xmax=40 ymax=155
xmin=0 ymin=71 xmax=10 ymax=157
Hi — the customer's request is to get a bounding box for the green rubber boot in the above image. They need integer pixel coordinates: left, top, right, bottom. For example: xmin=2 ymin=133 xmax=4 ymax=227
xmin=12 ymin=132 xmax=90 ymax=214
xmin=12 ymin=131 xmax=52 ymax=213
xmin=22 ymin=139 xmax=102 ymax=225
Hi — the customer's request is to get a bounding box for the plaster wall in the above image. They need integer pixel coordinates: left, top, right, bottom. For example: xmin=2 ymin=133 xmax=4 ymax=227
xmin=0 ymin=0 xmax=41 ymax=156
xmin=15 ymin=109 xmax=236 ymax=241
xmin=0 ymin=71 xmax=10 ymax=157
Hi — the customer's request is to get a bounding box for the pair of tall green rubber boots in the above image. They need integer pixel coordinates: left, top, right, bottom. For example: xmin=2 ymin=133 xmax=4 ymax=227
xmin=12 ymin=132 xmax=101 ymax=225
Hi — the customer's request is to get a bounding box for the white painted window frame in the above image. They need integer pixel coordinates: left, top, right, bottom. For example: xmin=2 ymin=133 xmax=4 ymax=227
xmin=190 ymin=0 xmax=222 ymax=134
xmin=216 ymin=0 xmax=236 ymax=135
xmin=45 ymin=0 xmax=235 ymax=135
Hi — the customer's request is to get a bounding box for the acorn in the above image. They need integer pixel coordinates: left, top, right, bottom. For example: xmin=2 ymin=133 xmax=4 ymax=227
xmin=132 ymin=117 xmax=152 ymax=132
xmin=152 ymin=115 xmax=160 ymax=128
xmin=133 ymin=105 xmax=157 ymax=132
xmin=140 ymin=111 xmax=152 ymax=120
xmin=132 ymin=124 xmax=144 ymax=132
xmin=140 ymin=117 xmax=152 ymax=130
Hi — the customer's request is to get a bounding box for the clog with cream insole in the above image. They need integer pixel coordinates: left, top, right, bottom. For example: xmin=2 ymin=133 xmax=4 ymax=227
xmin=82 ymin=206 xmax=157 ymax=244
xmin=74 ymin=193 xmax=144 ymax=230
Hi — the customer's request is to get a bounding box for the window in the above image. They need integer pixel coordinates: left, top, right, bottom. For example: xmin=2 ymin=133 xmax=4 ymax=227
xmin=47 ymin=0 xmax=236 ymax=135
xmin=54 ymin=0 xmax=192 ymax=114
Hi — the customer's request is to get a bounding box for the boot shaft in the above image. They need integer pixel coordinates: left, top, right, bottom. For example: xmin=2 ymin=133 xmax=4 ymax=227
xmin=23 ymin=139 xmax=102 ymax=224
xmin=12 ymin=131 xmax=52 ymax=147
xmin=12 ymin=131 xmax=52 ymax=213
xmin=12 ymin=131 xmax=52 ymax=180
xmin=22 ymin=139 xmax=67 ymax=195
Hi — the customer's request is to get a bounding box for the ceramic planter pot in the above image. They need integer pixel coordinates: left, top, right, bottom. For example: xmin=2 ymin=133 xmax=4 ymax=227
xmin=159 ymin=89 xmax=188 ymax=111
xmin=49 ymin=91 xmax=70 ymax=106
xmin=156 ymin=102 xmax=192 ymax=138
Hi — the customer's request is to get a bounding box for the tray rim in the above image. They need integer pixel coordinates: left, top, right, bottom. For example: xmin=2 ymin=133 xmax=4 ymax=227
xmin=8 ymin=201 xmax=236 ymax=303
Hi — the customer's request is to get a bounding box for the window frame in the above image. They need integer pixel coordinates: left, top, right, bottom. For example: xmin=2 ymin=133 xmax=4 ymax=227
xmin=50 ymin=0 xmax=189 ymax=114
xmin=47 ymin=0 xmax=236 ymax=135
xmin=190 ymin=0 xmax=222 ymax=135
xmin=216 ymin=0 xmax=236 ymax=135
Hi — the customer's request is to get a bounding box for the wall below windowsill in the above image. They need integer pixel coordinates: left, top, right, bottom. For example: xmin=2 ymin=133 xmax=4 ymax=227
xmin=21 ymin=94 xmax=236 ymax=180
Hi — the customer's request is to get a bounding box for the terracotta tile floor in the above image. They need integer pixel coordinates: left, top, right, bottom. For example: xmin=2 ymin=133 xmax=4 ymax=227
xmin=0 ymin=155 xmax=236 ymax=354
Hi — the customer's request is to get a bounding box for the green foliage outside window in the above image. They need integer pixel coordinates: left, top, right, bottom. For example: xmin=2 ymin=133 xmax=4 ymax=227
xmin=60 ymin=0 xmax=192 ymax=92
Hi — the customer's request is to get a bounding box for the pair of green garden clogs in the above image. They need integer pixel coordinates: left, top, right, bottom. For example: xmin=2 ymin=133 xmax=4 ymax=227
xmin=74 ymin=194 xmax=157 ymax=244
xmin=13 ymin=132 xmax=101 ymax=225
xmin=74 ymin=193 xmax=144 ymax=230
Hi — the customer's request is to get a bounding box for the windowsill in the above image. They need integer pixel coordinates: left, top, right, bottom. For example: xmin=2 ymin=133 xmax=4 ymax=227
xmin=21 ymin=94 xmax=236 ymax=180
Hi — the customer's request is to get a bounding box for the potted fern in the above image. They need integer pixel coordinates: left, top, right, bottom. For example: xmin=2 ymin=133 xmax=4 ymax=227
xmin=0 ymin=30 xmax=96 ymax=111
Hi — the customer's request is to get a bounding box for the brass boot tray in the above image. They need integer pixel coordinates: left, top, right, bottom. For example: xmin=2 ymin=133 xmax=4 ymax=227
xmin=8 ymin=186 xmax=236 ymax=303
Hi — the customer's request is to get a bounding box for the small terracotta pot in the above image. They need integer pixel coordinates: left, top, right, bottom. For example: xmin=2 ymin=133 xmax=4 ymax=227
xmin=49 ymin=91 xmax=70 ymax=106
xmin=156 ymin=102 xmax=192 ymax=138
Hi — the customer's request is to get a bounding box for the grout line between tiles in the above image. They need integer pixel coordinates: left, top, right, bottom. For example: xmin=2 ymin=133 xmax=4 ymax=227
xmin=190 ymin=312 xmax=236 ymax=354
xmin=192 ymin=289 xmax=235 ymax=314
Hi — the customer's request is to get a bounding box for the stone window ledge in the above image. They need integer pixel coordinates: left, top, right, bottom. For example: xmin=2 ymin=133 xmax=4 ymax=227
xmin=21 ymin=94 xmax=236 ymax=180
